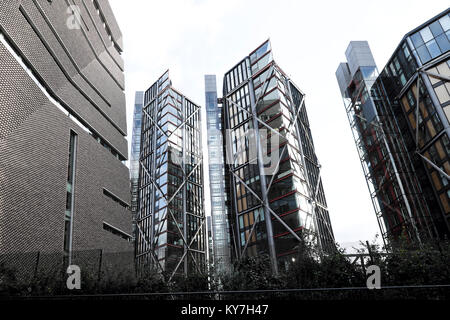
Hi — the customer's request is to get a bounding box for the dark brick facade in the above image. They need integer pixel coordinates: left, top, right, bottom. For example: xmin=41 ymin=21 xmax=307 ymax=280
xmin=0 ymin=0 xmax=131 ymax=255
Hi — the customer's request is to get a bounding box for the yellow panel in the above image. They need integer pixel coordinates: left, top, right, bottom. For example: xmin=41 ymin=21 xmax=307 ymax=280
xmin=409 ymin=113 xmax=416 ymax=130
xmin=420 ymin=102 xmax=428 ymax=118
xmin=242 ymin=196 xmax=248 ymax=211
xmin=402 ymin=96 xmax=410 ymax=112
xmin=439 ymin=193 xmax=450 ymax=214
xmin=426 ymin=120 xmax=436 ymax=138
xmin=411 ymin=83 xmax=417 ymax=99
xmin=435 ymin=141 xmax=445 ymax=160
xmin=431 ymin=171 xmax=442 ymax=191
xmin=444 ymin=161 xmax=450 ymax=175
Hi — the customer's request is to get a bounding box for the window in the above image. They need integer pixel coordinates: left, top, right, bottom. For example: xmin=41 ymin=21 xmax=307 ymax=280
xmin=411 ymin=32 xmax=424 ymax=48
xmin=103 ymin=222 xmax=132 ymax=242
xmin=435 ymin=33 xmax=450 ymax=52
xmin=416 ymin=45 xmax=432 ymax=64
xmin=64 ymin=132 xmax=77 ymax=259
xmin=420 ymin=27 xmax=434 ymax=43
xmin=103 ymin=188 xmax=129 ymax=208
xmin=426 ymin=39 xmax=441 ymax=58
xmin=439 ymin=14 xmax=450 ymax=31
xmin=409 ymin=15 xmax=450 ymax=65
xmin=430 ymin=20 xmax=444 ymax=37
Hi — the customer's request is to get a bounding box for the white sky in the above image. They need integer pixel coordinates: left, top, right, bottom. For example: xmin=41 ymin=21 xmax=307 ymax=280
xmin=109 ymin=0 xmax=449 ymax=250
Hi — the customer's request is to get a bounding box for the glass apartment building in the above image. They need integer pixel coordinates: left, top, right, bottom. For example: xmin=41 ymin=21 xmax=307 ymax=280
xmin=136 ymin=71 xmax=206 ymax=277
xmin=130 ymin=91 xmax=144 ymax=242
xmin=205 ymin=75 xmax=232 ymax=272
xmin=222 ymin=40 xmax=335 ymax=273
xmin=336 ymin=9 xmax=450 ymax=244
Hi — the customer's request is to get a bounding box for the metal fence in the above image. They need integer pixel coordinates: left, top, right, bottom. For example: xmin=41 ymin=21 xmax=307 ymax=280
xmin=5 ymin=285 xmax=450 ymax=301
xmin=1 ymin=250 xmax=449 ymax=300
xmin=0 ymin=249 xmax=135 ymax=286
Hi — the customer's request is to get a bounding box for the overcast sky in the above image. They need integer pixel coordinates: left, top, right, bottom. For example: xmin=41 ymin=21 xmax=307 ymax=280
xmin=109 ymin=0 xmax=449 ymax=250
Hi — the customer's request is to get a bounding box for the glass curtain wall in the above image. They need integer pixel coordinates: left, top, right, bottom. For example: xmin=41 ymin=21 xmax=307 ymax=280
xmin=136 ymin=71 xmax=206 ymax=276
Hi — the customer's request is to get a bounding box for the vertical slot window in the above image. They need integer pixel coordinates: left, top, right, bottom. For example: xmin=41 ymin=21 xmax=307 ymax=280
xmin=64 ymin=132 xmax=77 ymax=261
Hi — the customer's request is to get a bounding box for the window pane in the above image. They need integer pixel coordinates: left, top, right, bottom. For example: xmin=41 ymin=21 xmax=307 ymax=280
xmin=420 ymin=27 xmax=434 ymax=42
xmin=416 ymin=45 xmax=431 ymax=64
xmin=426 ymin=39 xmax=441 ymax=58
xmin=430 ymin=20 xmax=444 ymax=37
xmin=411 ymin=32 xmax=424 ymax=48
xmin=436 ymin=33 xmax=450 ymax=52
xmin=439 ymin=14 xmax=450 ymax=32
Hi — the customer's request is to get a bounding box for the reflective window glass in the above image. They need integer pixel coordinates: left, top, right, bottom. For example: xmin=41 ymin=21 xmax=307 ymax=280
xmin=439 ymin=14 xmax=450 ymax=31
xmin=426 ymin=39 xmax=442 ymax=58
xmin=430 ymin=20 xmax=444 ymax=37
xmin=436 ymin=33 xmax=450 ymax=52
xmin=250 ymin=41 xmax=270 ymax=63
xmin=420 ymin=27 xmax=434 ymax=42
xmin=411 ymin=32 xmax=424 ymax=48
xmin=416 ymin=45 xmax=431 ymax=63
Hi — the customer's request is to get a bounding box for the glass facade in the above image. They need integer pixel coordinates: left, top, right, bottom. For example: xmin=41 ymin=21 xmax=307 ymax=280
xmin=205 ymin=75 xmax=231 ymax=272
xmin=337 ymin=42 xmax=436 ymax=243
xmin=337 ymin=8 xmax=450 ymax=244
xmin=384 ymin=9 xmax=450 ymax=239
xmin=130 ymin=91 xmax=143 ymax=242
xmin=409 ymin=14 xmax=450 ymax=65
xmin=136 ymin=71 xmax=206 ymax=276
xmin=223 ymin=40 xmax=335 ymax=272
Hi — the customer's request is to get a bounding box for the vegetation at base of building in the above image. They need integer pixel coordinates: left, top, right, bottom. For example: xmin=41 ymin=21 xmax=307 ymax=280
xmin=1 ymin=236 xmax=449 ymax=299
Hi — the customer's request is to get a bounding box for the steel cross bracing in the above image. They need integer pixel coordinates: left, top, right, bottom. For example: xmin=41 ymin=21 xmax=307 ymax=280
xmin=343 ymin=70 xmax=440 ymax=245
xmin=137 ymin=84 xmax=205 ymax=277
xmin=412 ymin=62 xmax=450 ymax=182
xmin=371 ymin=80 xmax=437 ymax=242
xmin=345 ymin=98 xmax=391 ymax=246
xmin=349 ymin=100 xmax=424 ymax=244
xmin=225 ymin=62 xmax=331 ymax=263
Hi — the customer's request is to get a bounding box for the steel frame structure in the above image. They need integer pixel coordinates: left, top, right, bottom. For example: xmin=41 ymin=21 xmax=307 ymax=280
xmin=204 ymin=75 xmax=232 ymax=273
xmin=402 ymin=50 xmax=450 ymax=235
xmin=405 ymin=52 xmax=450 ymax=182
xmin=342 ymin=67 xmax=437 ymax=246
xmin=136 ymin=71 xmax=206 ymax=279
xmin=130 ymin=91 xmax=144 ymax=243
xmin=338 ymin=32 xmax=450 ymax=245
xmin=222 ymin=41 xmax=335 ymax=274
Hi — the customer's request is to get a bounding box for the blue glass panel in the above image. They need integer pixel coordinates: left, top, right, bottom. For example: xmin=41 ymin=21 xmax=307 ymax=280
xmin=360 ymin=66 xmax=377 ymax=79
xmin=411 ymin=32 xmax=424 ymax=48
xmin=416 ymin=45 xmax=431 ymax=64
xmin=439 ymin=14 xmax=450 ymax=32
xmin=430 ymin=20 xmax=444 ymax=37
xmin=250 ymin=41 xmax=270 ymax=63
xmin=420 ymin=27 xmax=434 ymax=42
xmin=435 ymin=33 xmax=450 ymax=53
xmin=426 ymin=39 xmax=442 ymax=58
